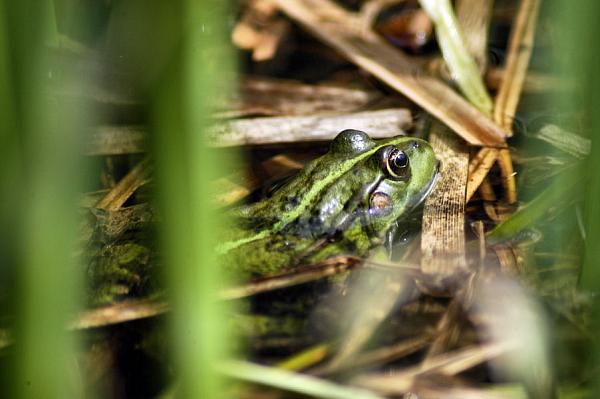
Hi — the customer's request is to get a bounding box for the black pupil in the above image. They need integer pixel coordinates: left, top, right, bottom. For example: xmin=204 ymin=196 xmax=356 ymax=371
xmin=391 ymin=150 xmax=408 ymax=169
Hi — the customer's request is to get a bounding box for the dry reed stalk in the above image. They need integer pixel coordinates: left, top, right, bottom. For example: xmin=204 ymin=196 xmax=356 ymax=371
xmin=234 ymin=77 xmax=377 ymax=117
xmin=454 ymin=0 xmax=513 ymax=204
xmin=498 ymin=148 xmax=518 ymax=204
xmin=353 ymin=341 xmax=516 ymax=395
xmin=493 ymin=0 xmax=542 ymax=133
xmin=420 ymin=125 xmax=469 ymax=295
xmin=208 ymin=108 xmax=412 ymax=146
xmin=313 ymin=335 xmax=433 ymax=376
xmin=492 ymin=0 xmax=542 ymax=204
xmin=95 ymin=156 xmax=151 ymax=211
xmin=72 ymin=299 xmax=169 ymax=329
xmin=219 ymin=256 xmax=360 ymax=300
xmin=466 ymin=147 xmax=498 ymax=202
xmin=479 ymin=178 xmax=497 ymax=202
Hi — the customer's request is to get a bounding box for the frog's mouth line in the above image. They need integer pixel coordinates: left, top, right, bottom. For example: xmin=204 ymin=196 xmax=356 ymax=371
xmin=407 ymin=159 xmax=441 ymax=212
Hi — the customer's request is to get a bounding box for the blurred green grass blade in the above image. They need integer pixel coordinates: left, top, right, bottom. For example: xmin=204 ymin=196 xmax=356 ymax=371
xmin=1 ymin=0 xmax=89 ymax=397
xmin=276 ymin=343 xmax=330 ymax=371
xmin=576 ymin=1 xmax=600 ymax=394
xmin=578 ymin=24 xmax=600 ymax=291
xmin=550 ymin=0 xmax=600 ymax=394
xmin=533 ymin=124 xmax=591 ymax=159
xmin=486 ymin=168 xmax=581 ymax=246
xmin=0 ymin=0 xmax=20 ymax=240
xmin=150 ymin=1 xmax=235 ymax=397
xmin=219 ymin=360 xmax=385 ymax=399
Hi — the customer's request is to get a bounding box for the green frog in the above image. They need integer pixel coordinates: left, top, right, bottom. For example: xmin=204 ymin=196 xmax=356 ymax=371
xmin=218 ymin=129 xmax=439 ymax=278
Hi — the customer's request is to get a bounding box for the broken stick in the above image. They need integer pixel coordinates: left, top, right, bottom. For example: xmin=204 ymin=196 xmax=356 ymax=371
xmin=208 ymin=108 xmax=412 ymax=147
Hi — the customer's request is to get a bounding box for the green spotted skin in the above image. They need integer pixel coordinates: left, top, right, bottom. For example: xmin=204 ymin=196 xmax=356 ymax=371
xmin=219 ymin=130 xmax=439 ymax=278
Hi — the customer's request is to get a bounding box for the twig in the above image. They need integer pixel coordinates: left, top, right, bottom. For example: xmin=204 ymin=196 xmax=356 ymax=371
xmin=233 ymin=77 xmax=378 ymax=117
xmin=343 ymin=335 xmax=432 ymax=373
xmin=314 ymin=334 xmax=432 ymax=376
xmin=71 ymin=299 xmax=169 ymax=329
xmin=493 ymin=0 xmax=542 ymax=133
xmin=497 ymin=148 xmax=517 ymax=204
xmin=466 ymin=147 xmax=498 ymax=202
xmin=352 ymin=341 xmax=517 ymax=395
xmin=218 ymin=256 xmax=361 ymax=300
xmin=208 ymin=109 xmax=412 ymax=147
xmin=95 ymin=156 xmax=151 ymax=211
xmin=479 ymin=178 xmax=498 ymax=202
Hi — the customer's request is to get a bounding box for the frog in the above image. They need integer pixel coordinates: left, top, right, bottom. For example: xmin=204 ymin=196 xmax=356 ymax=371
xmin=218 ymin=129 xmax=439 ymax=278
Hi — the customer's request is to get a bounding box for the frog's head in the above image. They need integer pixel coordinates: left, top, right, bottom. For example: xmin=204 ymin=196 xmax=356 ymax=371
xmin=324 ymin=129 xmax=439 ymax=239
xmin=358 ymin=131 xmax=439 ymax=235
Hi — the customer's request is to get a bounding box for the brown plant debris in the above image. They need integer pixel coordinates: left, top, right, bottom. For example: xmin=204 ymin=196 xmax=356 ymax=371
xmin=273 ymin=0 xmax=508 ymax=146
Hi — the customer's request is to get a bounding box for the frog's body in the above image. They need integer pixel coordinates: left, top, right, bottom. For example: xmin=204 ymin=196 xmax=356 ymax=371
xmin=219 ymin=130 xmax=439 ymax=278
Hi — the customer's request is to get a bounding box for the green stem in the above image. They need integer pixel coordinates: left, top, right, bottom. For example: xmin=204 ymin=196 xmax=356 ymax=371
xmin=419 ymin=0 xmax=493 ymax=115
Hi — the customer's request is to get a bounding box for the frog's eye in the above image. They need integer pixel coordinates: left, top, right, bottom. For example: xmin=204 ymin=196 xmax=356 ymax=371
xmin=385 ymin=148 xmax=410 ymax=179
